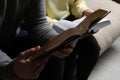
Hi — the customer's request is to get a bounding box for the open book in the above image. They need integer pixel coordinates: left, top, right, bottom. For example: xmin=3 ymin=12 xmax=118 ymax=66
xmin=53 ymin=15 xmax=111 ymax=33
xmin=29 ymin=9 xmax=111 ymax=60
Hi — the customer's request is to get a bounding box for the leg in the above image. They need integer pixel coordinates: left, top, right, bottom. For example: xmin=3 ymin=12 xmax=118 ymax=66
xmin=63 ymin=35 xmax=100 ymax=80
xmin=63 ymin=52 xmax=77 ymax=80
xmin=75 ymin=35 xmax=100 ymax=80
xmin=38 ymin=56 xmax=65 ymax=80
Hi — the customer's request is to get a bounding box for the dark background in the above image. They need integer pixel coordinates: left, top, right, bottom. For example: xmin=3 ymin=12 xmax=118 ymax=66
xmin=112 ymin=0 xmax=120 ymax=3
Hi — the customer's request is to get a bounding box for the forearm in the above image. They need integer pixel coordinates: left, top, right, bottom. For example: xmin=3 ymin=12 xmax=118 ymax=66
xmin=24 ymin=0 xmax=59 ymax=46
xmin=70 ymin=0 xmax=89 ymax=18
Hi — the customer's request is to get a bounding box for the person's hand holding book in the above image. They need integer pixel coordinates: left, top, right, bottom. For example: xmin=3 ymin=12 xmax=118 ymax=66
xmin=52 ymin=42 xmax=75 ymax=58
xmin=12 ymin=43 xmax=75 ymax=79
xmin=12 ymin=46 xmax=48 ymax=79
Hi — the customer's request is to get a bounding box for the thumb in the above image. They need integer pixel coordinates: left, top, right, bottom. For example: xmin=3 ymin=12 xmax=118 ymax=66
xmin=18 ymin=46 xmax=41 ymax=59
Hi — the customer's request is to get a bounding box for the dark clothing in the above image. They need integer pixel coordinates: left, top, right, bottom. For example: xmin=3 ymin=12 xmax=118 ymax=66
xmin=76 ymin=35 xmax=100 ymax=80
xmin=0 ymin=0 xmax=61 ymax=79
xmin=0 ymin=0 xmax=100 ymax=80
xmin=0 ymin=30 xmax=64 ymax=80
xmin=0 ymin=0 xmax=58 ymax=47
xmin=63 ymin=35 xmax=100 ymax=80
xmin=63 ymin=14 xmax=101 ymax=80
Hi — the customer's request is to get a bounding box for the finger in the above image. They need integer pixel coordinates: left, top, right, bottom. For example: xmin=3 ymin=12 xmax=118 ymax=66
xmin=53 ymin=51 xmax=68 ymax=58
xmin=18 ymin=46 xmax=41 ymax=59
xmin=53 ymin=49 xmax=71 ymax=58
xmin=67 ymin=42 xmax=75 ymax=49
xmin=52 ymin=52 xmax=66 ymax=58
xmin=52 ymin=43 xmax=75 ymax=58
xmin=61 ymin=46 xmax=74 ymax=54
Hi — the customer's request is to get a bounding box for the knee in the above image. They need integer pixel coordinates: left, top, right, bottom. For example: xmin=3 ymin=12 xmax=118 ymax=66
xmin=75 ymin=35 xmax=101 ymax=56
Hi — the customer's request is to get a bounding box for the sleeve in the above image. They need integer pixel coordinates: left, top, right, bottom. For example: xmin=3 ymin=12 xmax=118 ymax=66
xmin=0 ymin=50 xmax=21 ymax=80
xmin=70 ymin=0 xmax=89 ymax=18
xmin=23 ymin=0 xmax=59 ymax=46
xmin=46 ymin=16 xmax=58 ymax=26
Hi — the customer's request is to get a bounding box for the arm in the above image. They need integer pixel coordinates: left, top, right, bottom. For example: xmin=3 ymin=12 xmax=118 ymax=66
xmin=23 ymin=0 xmax=59 ymax=46
xmin=70 ymin=0 xmax=91 ymax=18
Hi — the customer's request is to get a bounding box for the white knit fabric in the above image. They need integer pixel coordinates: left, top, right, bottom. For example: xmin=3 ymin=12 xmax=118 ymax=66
xmin=86 ymin=0 xmax=120 ymax=55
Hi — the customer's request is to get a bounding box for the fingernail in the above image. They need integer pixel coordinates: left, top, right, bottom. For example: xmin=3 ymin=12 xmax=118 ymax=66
xmin=35 ymin=45 xmax=41 ymax=49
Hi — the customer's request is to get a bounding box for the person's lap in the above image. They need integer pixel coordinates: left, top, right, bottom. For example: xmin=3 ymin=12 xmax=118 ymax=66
xmin=52 ymin=15 xmax=101 ymax=80
xmin=64 ymin=35 xmax=100 ymax=80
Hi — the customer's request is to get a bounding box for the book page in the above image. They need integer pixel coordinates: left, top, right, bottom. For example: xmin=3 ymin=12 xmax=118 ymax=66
xmin=53 ymin=20 xmax=77 ymax=33
xmin=53 ymin=16 xmax=111 ymax=33
xmin=52 ymin=16 xmax=86 ymax=33
xmin=89 ymin=18 xmax=111 ymax=32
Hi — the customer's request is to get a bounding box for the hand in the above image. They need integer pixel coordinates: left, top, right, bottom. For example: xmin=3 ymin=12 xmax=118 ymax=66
xmin=12 ymin=46 xmax=50 ymax=80
xmin=52 ymin=42 xmax=75 ymax=58
xmin=83 ymin=9 xmax=94 ymax=16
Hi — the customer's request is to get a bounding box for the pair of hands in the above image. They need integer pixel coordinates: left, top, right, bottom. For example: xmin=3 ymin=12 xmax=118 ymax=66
xmin=12 ymin=43 xmax=75 ymax=79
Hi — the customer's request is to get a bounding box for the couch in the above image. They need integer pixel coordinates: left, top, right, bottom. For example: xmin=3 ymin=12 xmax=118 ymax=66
xmin=84 ymin=0 xmax=120 ymax=80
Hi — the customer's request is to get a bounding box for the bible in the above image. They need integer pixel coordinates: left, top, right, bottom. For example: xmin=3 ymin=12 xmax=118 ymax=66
xmin=53 ymin=16 xmax=111 ymax=33
xmin=29 ymin=9 xmax=111 ymax=60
